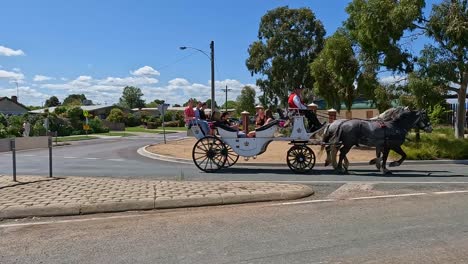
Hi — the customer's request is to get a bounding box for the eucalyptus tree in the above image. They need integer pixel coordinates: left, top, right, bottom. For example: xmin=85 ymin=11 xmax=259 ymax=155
xmin=246 ymin=6 xmax=325 ymax=105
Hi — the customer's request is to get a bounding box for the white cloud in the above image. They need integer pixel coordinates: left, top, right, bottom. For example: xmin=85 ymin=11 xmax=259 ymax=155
xmin=131 ymin=66 xmax=160 ymax=76
xmin=0 ymin=86 xmax=48 ymax=105
xmin=0 ymin=45 xmax=25 ymax=56
xmin=0 ymin=69 xmax=24 ymax=80
xmin=33 ymin=75 xmax=55 ymax=82
xmin=379 ymin=75 xmax=407 ymax=86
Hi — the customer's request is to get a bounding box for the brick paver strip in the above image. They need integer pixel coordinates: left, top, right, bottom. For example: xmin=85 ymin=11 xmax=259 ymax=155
xmin=0 ymin=176 xmax=313 ymax=219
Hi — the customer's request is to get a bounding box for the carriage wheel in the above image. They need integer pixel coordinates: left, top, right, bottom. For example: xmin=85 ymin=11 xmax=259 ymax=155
xmin=192 ymin=136 xmax=227 ymax=172
xmin=221 ymin=144 xmax=239 ymax=168
xmin=286 ymin=145 xmax=316 ymax=173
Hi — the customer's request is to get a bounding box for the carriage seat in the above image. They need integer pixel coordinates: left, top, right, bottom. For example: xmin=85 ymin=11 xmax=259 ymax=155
xmin=255 ymin=120 xmax=280 ymax=138
xmin=215 ymin=123 xmax=239 ymax=138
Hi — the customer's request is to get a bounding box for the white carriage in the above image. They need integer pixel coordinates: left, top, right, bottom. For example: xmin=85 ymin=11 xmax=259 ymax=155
xmin=190 ymin=112 xmax=322 ymax=173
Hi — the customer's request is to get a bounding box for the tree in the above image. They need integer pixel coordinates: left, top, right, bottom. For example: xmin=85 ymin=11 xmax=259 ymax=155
xmin=222 ymin=100 xmax=238 ymax=111
xmin=172 ymin=104 xmax=181 ymax=107
xmin=119 ymin=86 xmax=145 ymax=109
xmin=63 ymin=94 xmax=86 ymax=106
xmin=345 ymin=0 xmax=425 ymax=106
xmin=236 ymin=86 xmax=256 ymax=115
xmin=345 ymin=0 xmax=425 ymax=73
xmin=205 ymin=99 xmax=217 ymax=109
xmin=246 ymin=6 xmax=326 ymax=104
xmin=310 ymin=31 xmax=359 ymax=112
xmin=107 ymin=108 xmax=125 ymax=123
xmin=146 ymin=99 xmax=165 ymax=108
xmin=44 ymin=96 xmax=61 ymax=107
xmin=421 ymin=0 xmax=468 ymax=138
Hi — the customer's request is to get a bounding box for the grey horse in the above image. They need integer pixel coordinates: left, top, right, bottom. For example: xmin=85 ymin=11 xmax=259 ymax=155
xmin=325 ymin=110 xmax=432 ymax=174
xmin=322 ymin=107 xmax=410 ymax=169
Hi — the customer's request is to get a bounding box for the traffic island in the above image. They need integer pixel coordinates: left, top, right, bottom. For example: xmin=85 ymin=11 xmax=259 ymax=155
xmin=0 ymin=176 xmax=313 ymax=219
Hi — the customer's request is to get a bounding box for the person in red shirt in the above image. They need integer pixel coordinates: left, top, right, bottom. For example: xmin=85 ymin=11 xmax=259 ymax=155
xmin=288 ymin=86 xmax=324 ymax=133
xmin=184 ymin=98 xmax=195 ymax=126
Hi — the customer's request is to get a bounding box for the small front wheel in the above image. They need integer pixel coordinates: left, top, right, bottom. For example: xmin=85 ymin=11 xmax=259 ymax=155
xmin=192 ymin=136 xmax=227 ymax=172
xmin=286 ymin=145 xmax=316 ymax=173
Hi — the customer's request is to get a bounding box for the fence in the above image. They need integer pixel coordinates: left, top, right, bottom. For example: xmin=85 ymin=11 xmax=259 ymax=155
xmin=447 ymin=103 xmax=468 ymax=128
xmin=0 ymin=136 xmax=53 ymax=181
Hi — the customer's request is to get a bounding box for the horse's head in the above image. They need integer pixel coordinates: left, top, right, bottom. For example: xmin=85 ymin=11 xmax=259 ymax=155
xmin=416 ymin=110 xmax=433 ymax=133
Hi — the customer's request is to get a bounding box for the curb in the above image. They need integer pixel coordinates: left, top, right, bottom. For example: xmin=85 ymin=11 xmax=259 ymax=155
xmin=0 ymin=184 xmax=313 ymax=219
xmin=138 ymin=145 xmax=468 ymax=167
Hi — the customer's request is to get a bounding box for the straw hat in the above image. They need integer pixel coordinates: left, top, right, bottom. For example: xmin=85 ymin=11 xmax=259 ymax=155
xmin=255 ymin=105 xmax=264 ymax=109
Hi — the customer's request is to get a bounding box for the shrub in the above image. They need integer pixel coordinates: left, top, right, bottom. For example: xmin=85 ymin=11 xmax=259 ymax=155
xmin=89 ymin=117 xmax=109 ymax=133
xmin=146 ymin=119 xmax=161 ymax=129
xmin=0 ymin=113 xmax=7 ymax=127
xmin=125 ymin=113 xmax=141 ymax=127
xmin=428 ymin=104 xmax=450 ymax=125
xmin=67 ymin=107 xmax=84 ymax=130
xmin=0 ymin=123 xmax=8 ymax=138
xmin=54 ymin=106 xmax=68 ymax=116
xmin=107 ymin=108 xmax=125 ymax=123
xmin=163 ymin=121 xmax=180 ymax=127
xmin=32 ymin=122 xmax=47 ymax=136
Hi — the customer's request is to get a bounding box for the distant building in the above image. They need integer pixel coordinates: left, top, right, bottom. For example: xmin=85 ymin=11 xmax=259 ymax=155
xmin=0 ymin=96 xmax=30 ymax=115
xmin=30 ymin=105 xmax=130 ymax=119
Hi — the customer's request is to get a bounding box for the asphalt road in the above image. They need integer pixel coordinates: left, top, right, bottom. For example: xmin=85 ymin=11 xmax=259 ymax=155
xmin=1 ymin=133 xmax=467 ymax=183
xmin=1 ymin=193 xmax=468 ymax=263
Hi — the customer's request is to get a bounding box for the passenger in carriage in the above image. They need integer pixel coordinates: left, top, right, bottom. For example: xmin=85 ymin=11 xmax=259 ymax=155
xmin=194 ymin=101 xmax=209 ymax=135
xmin=184 ymin=98 xmax=195 ymax=125
xmin=288 ymin=86 xmax=324 ymax=133
xmin=247 ymin=109 xmax=275 ymax=138
xmin=254 ymin=105 xmax=266 ymax=127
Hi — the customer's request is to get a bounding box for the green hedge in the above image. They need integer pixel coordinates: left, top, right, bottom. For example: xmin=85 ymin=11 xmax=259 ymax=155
xmin=398 ymin=127 xmax=468 ymax=160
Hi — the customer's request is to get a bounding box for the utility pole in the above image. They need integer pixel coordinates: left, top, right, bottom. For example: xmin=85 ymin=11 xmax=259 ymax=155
xmin=210 ymin=41 xmax=215 ymax=116
xmin=14 ymin=80 xmax=19 ymax=99
xmin=220 ymin=85 xmax=232 ymax=112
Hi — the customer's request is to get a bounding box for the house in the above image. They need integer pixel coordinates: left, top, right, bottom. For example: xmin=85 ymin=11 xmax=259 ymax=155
xmin=30 ymin=105 xmax=131 ymax=119
xmin=0 ymin=96 xmax=30 ymax=115
xmin=313 ymin=98 xmax=382 ymax=119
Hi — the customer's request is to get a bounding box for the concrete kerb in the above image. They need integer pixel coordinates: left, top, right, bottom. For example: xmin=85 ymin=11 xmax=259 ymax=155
xmin=0 ymin=177 xmax=314 ymax=219
xmin=138 ymin=144 xmax=468 ymax=167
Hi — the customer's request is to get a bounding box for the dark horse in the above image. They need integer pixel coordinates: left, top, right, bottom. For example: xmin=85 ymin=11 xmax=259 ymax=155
xmin=325 ymin=110 xmax=432 ymax=174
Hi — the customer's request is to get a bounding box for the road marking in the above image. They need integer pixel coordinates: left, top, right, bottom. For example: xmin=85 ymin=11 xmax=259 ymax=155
xmin=85 ymin=157 xmax=100 ymax=160
xmin=107 ymin=158 xmax=125 ymax=162
xmin=231 ymin=180 xmax=468 ymax=184
xmin=272 ymin=190 xmax=468 ymax=207
xmin=63 ymin=156 xmax=77 ymax=159
xmin=21 ymin=154 xmax=36 ymax=157
xmin=327 ymin=183 xmax=375 ymax=199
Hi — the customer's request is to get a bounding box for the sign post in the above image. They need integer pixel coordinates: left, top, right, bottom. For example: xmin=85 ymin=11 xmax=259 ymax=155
xmin=83 ymin=110 xmax=90 ymax=137
xmin=158 ymin=103 xmax=170 ymax=144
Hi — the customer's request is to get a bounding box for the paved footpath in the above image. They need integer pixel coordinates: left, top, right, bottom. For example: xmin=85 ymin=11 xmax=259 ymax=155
xmin=0 ymin=175 xmax=313 ymax=219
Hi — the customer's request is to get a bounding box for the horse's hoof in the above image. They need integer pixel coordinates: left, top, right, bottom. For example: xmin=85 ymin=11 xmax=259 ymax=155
xmin=324 ymin=161 xmax=330 ymax=167
xmin=369 ymin=158 xmax=377 ymax=165
xmin=389 ymin=162 xmax=399 ymax=167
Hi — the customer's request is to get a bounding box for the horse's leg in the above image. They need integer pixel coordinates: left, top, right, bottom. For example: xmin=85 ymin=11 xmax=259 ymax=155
xmin=380 ymin=147 xmax=392 ymax=175
xmin=372 ymin=147 xmax=382 ymax=171
xmin=389 ymin=145 xmax=406 ymax=167
xmin=336 ymin=145 xmax=351 ymax=173
xmin=343 ymin=156 xmax=349 ymax=171
xmin=324 ymin=145 xmax=331 ymax=167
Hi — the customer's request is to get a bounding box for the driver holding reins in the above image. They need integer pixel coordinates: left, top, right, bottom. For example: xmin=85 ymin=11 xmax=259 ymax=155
xmin=288 ymin=85 xmax=324 ymax=133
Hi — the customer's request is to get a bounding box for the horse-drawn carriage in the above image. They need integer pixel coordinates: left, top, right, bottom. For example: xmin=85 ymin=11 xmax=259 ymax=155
xmin=189 ymin=107 xmax=433 ymax=175
xmin=189 ymin=111 xmax=324 ymax=173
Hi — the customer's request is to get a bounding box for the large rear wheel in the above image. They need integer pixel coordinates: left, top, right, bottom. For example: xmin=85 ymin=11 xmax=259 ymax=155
xmin=286 ymin=145 xmax=316 ymax=173
xmin=222 ymin=144 xmax=239 ymax=168
xmin=192 ymin=136 xmax=227 ymax=172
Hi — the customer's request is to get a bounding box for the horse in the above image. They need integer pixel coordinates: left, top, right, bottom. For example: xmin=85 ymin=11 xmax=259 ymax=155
xmin=321 ymin=107 xmax=411 ymax=169
xmin=325 ymin=110 xmax=432 ymax=174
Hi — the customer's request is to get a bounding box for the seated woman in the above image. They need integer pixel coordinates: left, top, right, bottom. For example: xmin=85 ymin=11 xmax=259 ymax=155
xmin=214 ymin=112 xmax=247 ymax=138
xmin=247 ymin=109 xmax=274 ymax=138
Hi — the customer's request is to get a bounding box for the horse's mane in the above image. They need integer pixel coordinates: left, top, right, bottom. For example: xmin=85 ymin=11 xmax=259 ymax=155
xmin=371 ymin=106 xmax=409 ymax=121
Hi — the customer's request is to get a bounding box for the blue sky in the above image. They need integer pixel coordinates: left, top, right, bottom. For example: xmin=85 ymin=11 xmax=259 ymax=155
xmin=0 ymin=0 xmax=439 ymax=106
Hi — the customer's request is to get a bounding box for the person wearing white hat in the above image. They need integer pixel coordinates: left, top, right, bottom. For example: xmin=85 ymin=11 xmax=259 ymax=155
xmin=288 ymin=86 xmax=324 ymax=133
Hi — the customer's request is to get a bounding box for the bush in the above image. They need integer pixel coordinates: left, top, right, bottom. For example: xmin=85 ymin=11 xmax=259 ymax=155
xmin=0 ymin=123 xmax=8 ymax=138
xmin=89 ymin=117 xmax=109 ymax=133
xmin=395 ymin=127 xmax=468 ymax=160
xmin=107 ymin=108 xmax=125 ymax=123
xmin=0 ymin=113 xmax=7 ymax=127
xmin=163 ymin=121 xmax=180 ymax=127
xmin=146 ymin=119 xmax=161 ymax=129
xmin=54 ymin=106 xmax=68 ymax=116
xmin=67 ymin=107 xmax=84 ymax=130
xmin=428 ymin=104 xmax=450 ymax=125
xmin=32 ymin=122 xmax=47 ymax=136
xmin=125 ymin=113 xmax=141 ymax=127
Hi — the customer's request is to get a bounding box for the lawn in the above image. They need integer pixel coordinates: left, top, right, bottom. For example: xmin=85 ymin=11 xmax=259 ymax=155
xmin=96 ymin=132 xmax=136 ymax=137
xmin=125 ymin=126 xmax=185 ymax=133
xmin=56 ymin=135 xmax=99 ymax=142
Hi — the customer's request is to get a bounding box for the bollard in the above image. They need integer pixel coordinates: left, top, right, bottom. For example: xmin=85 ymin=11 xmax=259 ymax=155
xmin=241 ymin=111 xmax=250 ymax=134
xmin=328 ymin=108 xmax=337 ymax=123
xmin=48 ymin=136 xmax=53 ymax=177
xmin=10 ymin=139 xmax=16 ymax=182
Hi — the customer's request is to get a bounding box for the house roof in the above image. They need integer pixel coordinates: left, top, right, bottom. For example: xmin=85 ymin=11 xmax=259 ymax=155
xmin=0 ymin=96 xmax=30 ymax=111
xmin=29 ymin=105 xmax=128 ymax=114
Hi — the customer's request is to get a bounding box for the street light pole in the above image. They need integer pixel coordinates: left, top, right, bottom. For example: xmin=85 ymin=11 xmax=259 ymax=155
xmin=179 ymin=41 xmax=216 ymax=117
xmin=210 ymin=41 xmax=215 ymax=116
